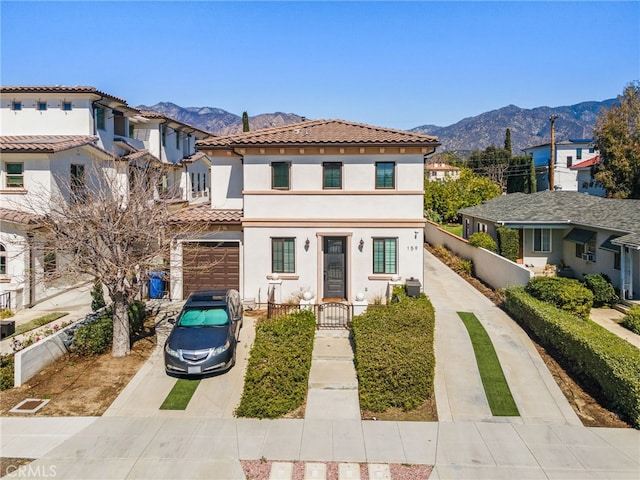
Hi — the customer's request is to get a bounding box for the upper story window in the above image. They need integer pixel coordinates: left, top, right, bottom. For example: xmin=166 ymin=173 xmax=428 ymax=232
xmin=183 ymin=135 xmax=190 ymax=157
xmin=373 ymin=237 xmax=397 ymax=274
xmin=576 ymin=148 xmax=582 ymax=160
xmin=589 ymin=147 xmax=595 ymax=154
xmin=272 ymin=162 xmax=290 ymax=190
xmin=5 ymin=163 xmax=24 ymax=188
xmin=161 ymin=125 xmax=167 ymax=146
xmin=567 ymin=156 xmax=573 ymax=168
xmin=0 ymin=243 xmax=6 ymax=275
xmin=37 ymin=101 xmax=47 ymax=111
xmin=272 ymin=237 xmax=295 ymax=273
xmin=176 ymin=131 xmax=181 ymax=149
xmin=11 ymin=101 xmax=22 ymax=111
xmin=323 ymin=162 xmax=342 ymax=189
xmin=113 ymin=111 xmax=126 ymax=136
xmin=375 ymin=162 xmax=395 ymax=189
xmin=62 ymin=102 xmax=72 ymax=111
xmin=533 ymin=228 xmax=551 ymax=253
xmin=95 ymin=106 xmax=106 ymax=131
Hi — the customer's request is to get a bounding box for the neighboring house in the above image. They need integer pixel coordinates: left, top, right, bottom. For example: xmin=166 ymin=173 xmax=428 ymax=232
xmin=425 ymin=162 xmax=460 ymax=182
xmin=0 ymin=85 xmax=214 ymax=311
xmin=170 ymin=119 xmax=440 ymax=305
xmin=460 ymin=190 xmax=640 ymax=301
xmin=569 ymin=155 xmax=606 ymax=196
xmin=522 ymin=139 xmax=598 ymax=192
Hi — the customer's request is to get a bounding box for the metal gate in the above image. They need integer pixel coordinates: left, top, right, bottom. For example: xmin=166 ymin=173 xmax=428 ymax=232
xmin=317 ymin=302 xmax=351 ymax=329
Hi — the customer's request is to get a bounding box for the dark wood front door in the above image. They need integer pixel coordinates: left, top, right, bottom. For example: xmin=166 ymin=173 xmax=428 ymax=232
xmin=323 ymin=237 xmax=346 ymax=299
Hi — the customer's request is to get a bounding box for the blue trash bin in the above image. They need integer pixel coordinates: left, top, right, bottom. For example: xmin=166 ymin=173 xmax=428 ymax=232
xmin=149 ymin=271 xmax=165 ymax=299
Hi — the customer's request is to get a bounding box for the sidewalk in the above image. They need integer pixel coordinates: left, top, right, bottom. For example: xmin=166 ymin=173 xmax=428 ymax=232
xmin=590 ymin=308 xmax=640 ymax=348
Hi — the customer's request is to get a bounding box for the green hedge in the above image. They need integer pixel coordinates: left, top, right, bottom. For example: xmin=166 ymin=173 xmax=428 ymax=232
xmin=497 ymin=227 xmax=519 ymax=262
xmin=583 ymin=273 xmax=618 ymax=307
xmin=351 ymin=293 xmax=436 ymax=412
xmin=468 ymin=232 xmax=497 ymax=252
xmin=0 ymin=354 xmax=14 ymax=391
xmin=235 ymin=310 xmax=316 ymax=418
xmin=504 ymin=287 xmax=640 ymax=427
xmin=72 ymin=301 xmax=147 ymax=355
xmin=621 ymin=306 xmax=640 ymax=335
xmin=525 ymin=276 xmax=594 ymax=320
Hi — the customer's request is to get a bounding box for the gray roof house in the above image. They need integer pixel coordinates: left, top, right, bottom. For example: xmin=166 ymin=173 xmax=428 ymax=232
xmin=459 ymin=191 xmax=640 ymax=301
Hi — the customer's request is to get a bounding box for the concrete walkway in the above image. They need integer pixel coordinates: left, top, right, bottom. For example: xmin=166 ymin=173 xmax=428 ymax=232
xmin=424 ymin=249 xmax=582 ymax=426
xmin=590 ymin=308 xmax=640 ymax=348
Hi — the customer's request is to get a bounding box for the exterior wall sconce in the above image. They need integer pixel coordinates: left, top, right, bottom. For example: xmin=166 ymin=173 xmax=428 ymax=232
xmin=304 ymin=238 xmax=310 ymax=251
xmin=358 ymin=238 xmax=364 ymax=252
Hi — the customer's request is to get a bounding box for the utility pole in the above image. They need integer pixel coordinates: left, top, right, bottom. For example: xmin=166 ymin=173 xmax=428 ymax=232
xmin=549 ymin=115 xmax=558 ymax=190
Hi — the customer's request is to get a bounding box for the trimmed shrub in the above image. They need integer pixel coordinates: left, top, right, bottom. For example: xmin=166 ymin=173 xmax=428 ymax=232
xmin=468 ymin=232 xmax=497 ymax=253
xmin=0 ymin=354 xmax=14 ymax=391
xmin=128 ymin=300 xmax=146 ymax=335
xmin=71 ymin=313 xmax=113 ymax=355
xmin=525 ymin=276 xmax=594 ymax=320
xmin=504 ymin=287 xmax=640 ymax=427
xmin=90 ymin=279 xmax=106 ymax=312
xmin=497 ymin=227 xmax=519 ymax=262
xmin=235 ymin=310 xmax=316 ymax=418
xmin=621 ymin=306 xmax=640 ymax=335
xmin=352 ymin=294 xmax=435 ymax=412
xmin=0 ymin=309 xmax=15 ymax=320
xmin=583 ymin=273 xmax=618 ymax=307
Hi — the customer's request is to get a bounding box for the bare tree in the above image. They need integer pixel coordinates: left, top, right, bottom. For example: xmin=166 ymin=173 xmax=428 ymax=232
xmin=30 ymin=159 xmax=205 ymax=357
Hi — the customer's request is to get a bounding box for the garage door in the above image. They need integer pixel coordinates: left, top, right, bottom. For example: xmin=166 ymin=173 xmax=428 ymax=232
xmin=182 ymin=242 xmax=240 ymax=298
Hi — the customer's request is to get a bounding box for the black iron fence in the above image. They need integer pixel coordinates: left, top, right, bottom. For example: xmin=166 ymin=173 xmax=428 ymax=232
xmin=0 ymin=291 xmax=11 ymax=312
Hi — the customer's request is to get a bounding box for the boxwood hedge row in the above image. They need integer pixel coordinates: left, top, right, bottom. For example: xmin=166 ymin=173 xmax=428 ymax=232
xmin=351 ymin=292 xmax=436 ymax=413
xmin=235 ymin=310 xmax=316 ymax=418
xmin=504 ymin=287 xmax=640 ymax=427
xmin=525 ymin=276 xmax=594 ymax=320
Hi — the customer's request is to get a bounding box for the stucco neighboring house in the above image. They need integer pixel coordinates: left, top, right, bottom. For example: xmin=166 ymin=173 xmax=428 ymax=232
xmin=0 ymin=85 xmax=214 ymax=311
xmin=459 ymin=190 xmax=640 ymax=302
xmin=425 ymin=162 xmax=460 ymax=182
xmin=522 ymin=139 xmax=598 ymax=192
xmin=169 ymin=119 xmax=440 ymax=305
xmin=569 ymin=155 xmax=606 ymax=196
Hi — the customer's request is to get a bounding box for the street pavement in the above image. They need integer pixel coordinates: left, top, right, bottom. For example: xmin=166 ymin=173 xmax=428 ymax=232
xmin=1 ymin=249 xmax=639 ymax=479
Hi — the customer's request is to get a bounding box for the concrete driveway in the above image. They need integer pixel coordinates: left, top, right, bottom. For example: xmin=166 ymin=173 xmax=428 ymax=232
xmin=104 ymin=301 xmax=256 ymax=418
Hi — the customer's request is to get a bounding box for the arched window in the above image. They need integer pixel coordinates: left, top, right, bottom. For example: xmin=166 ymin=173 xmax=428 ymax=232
xmin=0 ymin=244 xmax=6 ymax=275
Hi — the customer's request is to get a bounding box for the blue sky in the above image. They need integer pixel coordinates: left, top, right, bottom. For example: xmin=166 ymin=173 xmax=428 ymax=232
xmin=1 ymin=1 xmax=638 ymax=129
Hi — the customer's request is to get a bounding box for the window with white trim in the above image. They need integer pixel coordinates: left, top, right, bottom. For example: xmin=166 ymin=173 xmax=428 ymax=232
xmin=37 ymin=101 xmax=47 ymax=111
xmin=533 ymin=228 xmax=551 ymax=252
xmin=5 ymin=163 xmax=24 ymax=188
xmin=11 ymin=101 xmax=21 ymax=111
xmin=272 ymin=237 xmax=295 ymax=273
xmin=373 ymin=238 xmax=397 ymax=274
xmin=272 ymin=162 xmax=290 ymax=190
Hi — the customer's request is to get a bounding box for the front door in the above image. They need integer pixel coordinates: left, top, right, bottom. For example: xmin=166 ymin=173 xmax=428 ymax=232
xmin=323 ymin=237 xmax=346 ymax=299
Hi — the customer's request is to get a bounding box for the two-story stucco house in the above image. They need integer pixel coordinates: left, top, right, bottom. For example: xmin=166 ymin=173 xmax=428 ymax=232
xmin=522 ymin=139 xmax=599 ymax=192
xmin=169 ymin=119 xmax=440 ymax=305
xmin=460 ymin=191 xmax=640 ymax=302
xmin=0 ymin=86 xmax=213 ymax=311
xmin=425 ymin=162 xmax=460 ymax=182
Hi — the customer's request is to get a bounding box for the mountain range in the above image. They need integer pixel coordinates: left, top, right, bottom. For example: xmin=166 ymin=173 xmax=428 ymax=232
xmin=138 ymin=99 xmax=617 ymax=154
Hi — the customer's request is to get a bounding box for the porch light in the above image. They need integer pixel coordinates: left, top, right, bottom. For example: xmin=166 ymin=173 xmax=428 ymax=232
xmin=358 ymin=238 xmax=364 ymax=251
xmin=304 ymin=238 xmax=310 ymax=251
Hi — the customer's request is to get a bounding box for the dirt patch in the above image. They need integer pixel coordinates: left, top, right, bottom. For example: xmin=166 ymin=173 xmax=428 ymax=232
xmin=425 ymin=242 xmax=633 ymax=429
xmin=1 ymin=458 xmax=34 ymax=477
xmin=362 ymin=395 xmax=438 ymax=422
xmin=0 ymin=319 xmax=156 ymax=417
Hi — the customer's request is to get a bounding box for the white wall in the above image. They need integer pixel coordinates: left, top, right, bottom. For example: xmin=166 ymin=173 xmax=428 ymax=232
xmin=1 ymin=96 xmax=94 ymax=136
xmin=211 ymin=157 xmax=243 ymax=209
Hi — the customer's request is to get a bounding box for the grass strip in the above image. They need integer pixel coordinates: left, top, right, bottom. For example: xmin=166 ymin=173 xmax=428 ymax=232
xmin=9 ymin=312 xmax=69 ymax=338
xmin=159 ymin=379 xmax=200 ymax=410
xmin=457 ymin=311 xmax=520 ymax=416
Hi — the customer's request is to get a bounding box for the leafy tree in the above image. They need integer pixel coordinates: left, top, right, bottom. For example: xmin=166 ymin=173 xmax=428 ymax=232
xmin=506 ymin=155 xmax=536 ymax=193
xmin=468 ymin=145 xmax=511 ymax=191
xmin=424 ymin=168 xmax=501 ymax=223
xmin=593 ymin=82 xmax=640 ymax=198
xmin=242 ymin=111 xmax=250 ymax=132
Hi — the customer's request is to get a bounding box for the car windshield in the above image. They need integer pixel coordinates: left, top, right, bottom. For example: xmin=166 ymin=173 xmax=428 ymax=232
xmin=177 ymin=308 xmax=229 ymax=327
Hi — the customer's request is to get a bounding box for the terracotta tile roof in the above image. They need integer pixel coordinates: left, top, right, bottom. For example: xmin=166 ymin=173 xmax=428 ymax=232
xmin=198 ymin=119 xmax=440 ymax=148
xmin=122 ymin=149 xmax=161 ymax=163
xmin=136 ymin=110 xmax=213 ymax=137
xmin=426 ymin=163 xmax=460 ymax=171
xmin=570 ymin=156 xmax=600 ymax=170
xmin=1 ymin=85 xmax=127 ymax=105
xmin=0 ymin=135 xmax=113 ymax=157
xmin=181 ymin=151 xmax=209 ymax=163
xmin=170 ymin=204 xmax=242 ymax=224
xmin=0 ymin=208 xmax=40 ymax=225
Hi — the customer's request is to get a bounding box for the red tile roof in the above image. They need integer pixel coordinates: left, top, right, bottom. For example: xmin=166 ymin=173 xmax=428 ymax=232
xmin=0 ymin=135 xmax=113 ymax=157
xmin=181 ymin=151 xmax=209 ymax=163
xmin=0 ymin=208 xmax=41 ymax=225
xmin=122 ymin=149 xmax=161 ymax=163
xmin=198 ymin=119 xmax=439 ymax=148
xmin=0 ymin=85 xmax=128 ymax=105
xmin=170 ymin=205 xmax=242 ymax=224
xmin=136 ymin=111 xmax=214 ymax=137
xmin=569 ymin=156 xmax=600 ymax=170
